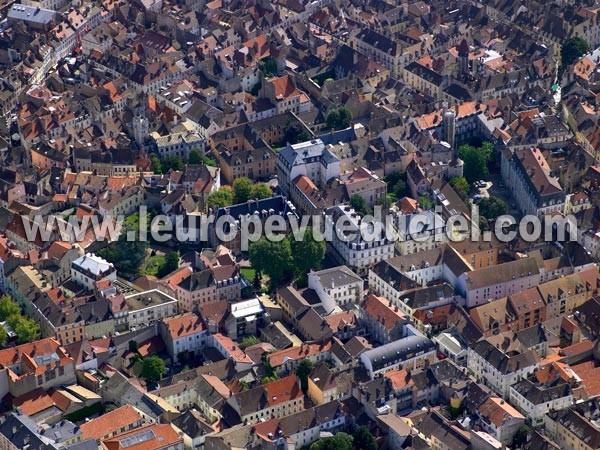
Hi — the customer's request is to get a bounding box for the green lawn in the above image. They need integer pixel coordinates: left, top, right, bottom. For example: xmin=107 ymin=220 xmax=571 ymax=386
xmin=139 ymin=254 xmax=166 ymax=276
xmin=241 ymin=267 xmax=256 ymax=280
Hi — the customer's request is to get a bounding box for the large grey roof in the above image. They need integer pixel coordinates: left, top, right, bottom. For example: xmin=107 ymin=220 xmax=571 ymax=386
xmin=0 ymin=413 xmax=56 ymax=450
xmin=8 ymin=4 xmax=56 ymax=24
xmin=312 ymin=265 xmax=362 ymax=288
xmin=362 ymin=335 xmax=435 ymax=371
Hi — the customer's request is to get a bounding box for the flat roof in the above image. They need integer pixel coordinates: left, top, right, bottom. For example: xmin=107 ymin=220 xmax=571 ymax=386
xmin=125 ymin=289 xmax=177 ymax=311
xmin=231 ymin=298 xmax=263 ymax=319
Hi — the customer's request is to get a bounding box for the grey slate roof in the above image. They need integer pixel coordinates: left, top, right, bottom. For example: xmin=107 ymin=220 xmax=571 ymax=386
xmin=361 ymin=335 xmax=435 ymax=371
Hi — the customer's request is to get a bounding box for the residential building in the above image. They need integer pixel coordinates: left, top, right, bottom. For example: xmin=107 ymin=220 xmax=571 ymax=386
xmin=70 ymin=254 xmax=116 ymax=291
xmin=325 ymin=205 xmax=395 ymax=276
xmin=468 ymin=334 xmax=541 ymax=398
xmin=100 ymin=423 xmax=184 ymax=450
xmin=501 ymin=147 xmax=566 ymax=217
xmin=307 ymin=266 xmax=363 ymax=310
xmin=477 ymin=396 xmax=525 ymax=445
xmin=226 ymin=375 xmax=304 ymax=425
xmin=125 ymin=289 xmax=179 ymax=330
xmin=0 ymin=338 xmax=76 ymax=399
xmin=456 ymin=257 xmax=541 ymax=308
xmin=277 ymin=138 xmax=341 ymax=196
xmin=360 ymin=330 xmax=436 ymax=378
xmin=159 ymin=313 xmax=208 ymax=362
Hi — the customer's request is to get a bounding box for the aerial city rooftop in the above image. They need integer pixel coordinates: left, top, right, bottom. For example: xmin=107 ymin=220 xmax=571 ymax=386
xmin=0 ymin=0 xmax=598 ymax=449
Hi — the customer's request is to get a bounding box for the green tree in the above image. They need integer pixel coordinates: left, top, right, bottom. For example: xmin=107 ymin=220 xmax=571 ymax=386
xmin=295 ymin=359 xmax=314 ymax=393
xmin=419 ymin=194 xmax=434 ymax=210
xmin=128 ymin=340 xmax=138 ymax=353
xmin=350 ymin=194 xmax=369 ymax=216
xmin=562 ymin=37 xmax=589 ymax=67
xmin=239 ymin=336 xmax=260 ymax=350
xmin=337 ymin=107 xmax=352 ymax=129
xmin=188 ymin=149 xmax=202 ymax=165
xmin=251 ymin=183 xmax=272 ymax=200
xmin=261 ymin=376 xmax=277 ymax=384
xmin=290 ymin=227 xmax=325 ymax=279
xmin=233 ymin=177 xmax=254 ymax=203
xmin=478 ymin=215 xmax=490 ymax=232
xmin=149 ymin=153 xmax=162 ymax=174
xmin=141 ymin=356 xmax=167 ymax=382
xmin=12 ymin=317 xmax=41 ymax=344
xmin=326 ymin=108 xmax=353 ymax=130
xmin=259 ymin=57 xmax=278 ymax=76
xmin=459 ymin=144 xmax=490 ymax=184
xmin=0 ymin=326 xmax=7 ymax=347
xmin=162 ymin=156 xmax=184 ymax=172
xmin=512 ymin=426 xmax=532 ymax=448
xmin=188 ymin=149 xmax=217 ymax=167
xmin=158 ymin=251 xmax=179 ymax=278
xmin=449 ymin=176 xmax=470 ymax=201
xmin=207 ymin=186 xmax=234 ymax=210
xmin=253 ymin=272 xmax=262 ymax=290
xmin=385 ymin=171 xmax=408 ymax=200
xmin=97 ymin=217 xmax=148 ymax=277
xmin=353 ymin=426 xmax=377 ymax=450
xmin=478 ymin=196 xmax=508 ymax=221
xmin=0 ymin=295 xmax=21 ymax=322
xmin=249 ymin=237 xmax=294 ymax=289
xmin=104 ymin=403 xmax=118 ymax=413
xmin=310 ymin=432 xmax=354 ymax=450
xmin=283 ymin=123 xmax=310 ymax=145
xmin=326 ymin=109 xmax=340 ymax=130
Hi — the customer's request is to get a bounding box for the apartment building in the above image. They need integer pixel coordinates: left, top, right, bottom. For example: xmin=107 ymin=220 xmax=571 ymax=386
xmin=277 ymin=138 xmax=341 ymax=195
xmin=501 ymin=147 xmax=566 ymax=217
xmin=325 ymin=205 xmax=395 ymax=276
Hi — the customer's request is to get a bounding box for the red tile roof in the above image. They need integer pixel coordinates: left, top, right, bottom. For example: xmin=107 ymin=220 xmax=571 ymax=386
xmin=263 ymin=374 xmax=302 ymax=407
xmin=163 ymin=313 xmax=205 ymax=340
xmin=80 ymin=405 xmax=144 ymax=441
xmin=101 ymin=423 xmax=181 ymax=450
xmin=267 ymin=342 xmax=332 ymax=367
xmin=362 ymin=294 xmax=404 ymax=330
xmin=12 ymin=388 xmax=56 ymax=416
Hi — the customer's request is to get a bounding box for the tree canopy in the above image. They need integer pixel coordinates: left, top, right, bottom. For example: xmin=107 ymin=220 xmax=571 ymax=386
xmin=310 ymin=432 xmax=354 ymax=450
xmin=233 ymin=177 xmax=254 ymax=203
xmin=449 ymin=176 xmax=470 ymax=200
xmin=290 ymin=227 xmax=326 ymax=278
xmin=326 ymin=107 xmax=353 ymax=130
xmin=385 ymin=171 xmax=408 ymax=200
xmin=13 ymin=317 xmax=41 ymax=344
xmin=141 ymin=356 xmax=167 ymax=382
xmin=248 ymin=228 xmax=325 ymax=290
xmin=207 ymin=186 xmax=234 ymax=210
xmin=350 ymin=194 xmax=370 ymax=216
xmin=562 ymin=37 xmax=589 ymax=67
xmin=97 ymin=217 xmax=148 ymax=277
xmin=478 ymin=196 xmax=508 ymax=221
xmin=158 ymin=251 xmax=180 ymax=278
xmin=353 ymin=426 xmax=377 ymax=450
xmin=0 ymin=295 xmax=21 ymax=322
xmin=283 ymin=123 xmax=311 ymax=145
xmin=249 ymin=237 xmax=294 ymax=289
xmin=162 ymin=156 xmax=184 ymax=172
xmin=309 ymin=428 xmax=377 ymax=450
xmin=188 ymin=149 xmax=217 ymax=167
xmin=295 ymin=359 xmax=314 ymax=393
xmin=458 ymin=142 xmax=493 ymax=184
xmin=0 ymin=295 xmax=41 ymax=344
xmin=251 ymin=183 xmax=272 ymax=200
